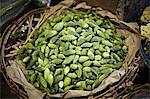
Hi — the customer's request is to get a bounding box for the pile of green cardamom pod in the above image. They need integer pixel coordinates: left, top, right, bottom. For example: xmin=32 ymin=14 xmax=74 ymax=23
xmin=17 ymin=10 xmax=128 ymax=93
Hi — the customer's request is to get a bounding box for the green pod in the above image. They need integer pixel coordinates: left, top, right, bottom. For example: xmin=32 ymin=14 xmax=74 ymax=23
xmin=99 ymin=66 xmax=110 ymax=71
xmin=105 ymin=29 xmax=113 ymax=36
xmin=48 ymin=43 xmax=57 ymax=49
xmin=102 ymin=40 xmax=113 ymax=46
xmin=67 ymin=30 xmax=80 ymax=37
xmin=44 ymin=30 xmax=58 ymax=39
xmin=65 ymin=21 xmax=78 ymax=27
xmin=33 ymin=82 xmax=39 ymax=88
xmin=80 ymin=31 xmax=90 ymax=37
xmin=30 ymin=73 xmax=36 ymax=84
xmin=27 ymin=59 xmax=36 ymax=68
xmin=53 ymin=15 xmax=64 ymax=22
xmin=83 ymin=60 xmax=92 ymax=67
xmin=64 ymin=77 xmax=71 ymax=87
xmin=39 ymin=51 xmax=45 ymax=59
xmin=105 ymin=46 xmax=110 ymax=53
xmin=54 ymin=74 xmax=64 ymax=84
xmin=39 ymin=75 xmax=47 ymax=88
xmin=60 ymin=35 xmax=77 ymax=41
xmin=59 ymin=88 xmax=64 ymax=93
xmin=99 ymin=59 xmax=114 ymax=64
xmin=58 ymin=54 xmax=65 ymax=59
xmin=115 ymin=62 xmax=123 ymax=69
xmin=50 ymin=55 xmax=57 ymax=59
xmin=117 ymin=50 xmax=124 ymax=58
xmin=85 ymin=79 xmax=94 ymax=85
xmin=79 ymin=20 xmax=89 ymax=28
xmin=81 ymin=81 xmax=87 ymax=89
xmin=122 ymin=45 xmax=128 ymax=52
xmin=63 ymin=49 xmax=76 ymax=55
xmin=96 ymin=20 xmax=103 ymax=25
xmin=75 ymin=46 xmax=82 ymax=51
xmin=62 ymin=15 xmax=71 ymax=22
xmin=102 ymin=52 xmax=110 ymax=58
xmin=64 ymin=85 xmax=74 ymax=92
xmin=111 ymin=45 xmax=122 ymax=51
xmin=45 ymin=46 xmax=50 ymax=57
xmin=93 ymin=61 xmax=101 ymax=66
xmin=64 ymin=66 xmax=70 ymax=75
xmin=38 ymin=58 xmax=44 ymax=66
xmin=87 ymin=72 xmax=93 ymax=78
xmin=70 ymin=64 xmax=78 ymax=69
xmin=54 ymin=68 xmax=62 ymax=76
xmin=51 ymin=59 xmax=63 ymax=64
xmin=83 ymin=67 xmax=91 ymax=72
xmin=79 ymin=56 xmax=89 ymax=63
xmin=58 ymin=81 xmax=64 ymax=88
xmin=63 ymin=55 xmax=74 ymax=64
xmin=99 ymin=45 xmax=106 ymax=52
xmin=75 ymin=67 xmax=82 ymax=78
xmin=86 ymin=35 xmax=93 ymax=41
xmin=26 ymin=43 xmax=35 ymax=49
xmin=100 ymin=68 xmax=113 ymax=74
xmin=113 ymin=53 xmax=121 ymax=61
xmin=72 ymin=40 xmax=77 ymax=45
xmin=44 ymin=68 xmax=50 ymax=80
xmin=35 ymin=38 xmax=45 ymax=47
xmin=69 ymin=44 xmax=75 ymax=49
xmin=85 ymin=19 xmax=97 ymax=28
xmin=44 ymin=58 xmax=49 ymax=66
xmin=86 ymin=85 xmax=92 ymax=90
xmin=67 ymin=73 xmax=77 ymax=78
xmin=50 ymin=22 xmax=56 ymax=27
xmin=53 ymin=22 xmax=64 ymax=31
xmin=96 ymin=30 xmax=105 ymax=38
xmin=76 ymin=50 xmax=82 ymax=55
xmin=67 ymin=27 xmax=76 ymax=32
xmin=46 ymin=64 xmax=56 ymax=71
xmin=76 ymin=81 xmax=82 ymax=87
xmin=95 ymin=50 xmax=101 ymax=55
xmin=49 ymin=35 xmax=59 ymax=44
xmin=81 ymin=49 xmax=88 ymax=55
xmin=47 ymin=74 xmax=54 ymax=86
xmin=101 ymin=64 xmax=115 ymax=68
xmin=32 ymin=50 xmax=38 ymax=59
xmin=91 ymin=36 xmax=100 ymax=42
xmin=91 ymin=67 xmax=99 ymax=77
xmin=77 ymin=36 xmax=86 ymax=45
xmin=81 ymin=43 xmax=92 ymax=48
xmin=113 ymin=39 xmax=123 ymax=45
xmin=87 ymin=50 xmax=94 ymax=60
xmin=76 ymin=27 xmax=82 ymax=33
xmin=23 ymin=56 xmax=30 ymax=62
xmin=98 ymin=72 xmax=110 ymax=82
xmin=54 ymin=84 xmax=59 ymax=93
xmin=92 ymin=79 xmax=101 ymax=89
xmin=54 ymin=46 xmax=59 ymax=56
xmin=73 ymin=55 xmax=79 ymax=63
xmin=83 ymin=71 xmax=89 ymax=78
xmin=41 ymin=44 xmax=46 ymax=53
xmin=95 ymin=55 xmax=102 ymax=60
xmin=33 ymin=66 xmax=45 ymax=72
xmin=92 ymin=42 xmax=99 ymax=49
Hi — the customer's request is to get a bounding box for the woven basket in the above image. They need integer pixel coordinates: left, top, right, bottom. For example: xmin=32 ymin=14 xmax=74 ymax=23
xmin=0 ymin=0 xmax=142 ymax=98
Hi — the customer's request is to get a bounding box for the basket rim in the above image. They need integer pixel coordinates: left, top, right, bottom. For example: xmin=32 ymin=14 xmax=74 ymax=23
xmin=0 ymin=4 xmax=142 ymax=98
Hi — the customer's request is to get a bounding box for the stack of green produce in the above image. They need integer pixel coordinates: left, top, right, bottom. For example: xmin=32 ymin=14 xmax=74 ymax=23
xmin=17 ymin=10 xmax=128 ymax=93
